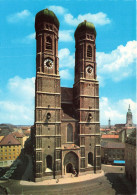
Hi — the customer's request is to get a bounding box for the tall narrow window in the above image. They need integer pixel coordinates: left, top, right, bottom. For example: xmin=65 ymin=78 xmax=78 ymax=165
xmin=46 ymin=36 xmax=52 ymax=49
xmin=88 ymin=152 xmax=93 ymax=166
xmin=87 ymin=45 xmax=92 ymax=57
xmin=46 ymin=155 xmax=52 ymax=170
xmin=67 ymin=123 xmax=73 ymax=142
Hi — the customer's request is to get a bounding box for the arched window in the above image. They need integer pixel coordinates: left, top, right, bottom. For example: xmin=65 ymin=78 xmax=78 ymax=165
xmin=46 ymin=155 xmax=52 ymax=170
xmin=67 ymin=123 xmax=73 ymax=142
xmin=87 ymin=45 xmax=92 ymax=57
xmin=88 ymin=152 xmax=93 ymax=166
xmin=46 ymin=36 xmax=52 ymax=49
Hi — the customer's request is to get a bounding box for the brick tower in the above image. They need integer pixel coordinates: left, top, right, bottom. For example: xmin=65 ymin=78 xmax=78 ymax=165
xmin=32 ymin=9 xmax=101 ymax=182
xmin=126 ymin=104 xmax=133 ymax=127
xmin=33 ymin=9 xmax=61 ymax=181
xmin=73 ymin=20 xmax=101 ymax=172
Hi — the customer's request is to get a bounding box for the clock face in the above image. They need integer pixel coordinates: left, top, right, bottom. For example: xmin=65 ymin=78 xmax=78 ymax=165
xmin=86 ymin=65 xmax=93 ymax=74
xmin=44 ymin=58 xmax=53 ymax=69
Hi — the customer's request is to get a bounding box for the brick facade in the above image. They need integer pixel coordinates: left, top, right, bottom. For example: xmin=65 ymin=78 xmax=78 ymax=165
xmin=32 ymin=9 xmax=101 ymax=182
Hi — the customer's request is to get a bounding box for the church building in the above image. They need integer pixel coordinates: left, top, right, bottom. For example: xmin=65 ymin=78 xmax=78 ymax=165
xmin=31 ymin=8 xmax=101 ymax=182
xmin=125 ymin=105 xmax=133 ymax=127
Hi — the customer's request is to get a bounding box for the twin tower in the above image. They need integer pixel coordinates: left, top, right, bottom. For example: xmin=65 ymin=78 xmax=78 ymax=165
xmin=31 ymin=9 xmax=101 ymax=182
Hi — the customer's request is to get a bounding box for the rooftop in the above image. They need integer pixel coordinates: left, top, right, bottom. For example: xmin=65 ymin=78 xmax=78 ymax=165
xmin=35 ymin=8 xmax=60 ymax=29
xmin=101 ymin=141 xmax=125 ymax=149
xmin=12 ymin=131 xmax=24 ymax=138
xmin=74 ymin=20 xmax=96 ymax=38
xmin=0 ymin=134 xmax=21 ymax=146
xmin=101 ymin=134 xmax=119 ymax=139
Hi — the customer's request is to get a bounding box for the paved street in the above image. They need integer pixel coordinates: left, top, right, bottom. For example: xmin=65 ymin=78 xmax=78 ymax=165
xmin=0 ymin=163 xmax=136 ymax=195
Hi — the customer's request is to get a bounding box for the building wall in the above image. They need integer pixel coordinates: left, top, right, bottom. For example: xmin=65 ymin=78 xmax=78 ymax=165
xmin=101 ymin=138 xmax=119 ymax=143
xmin=125 ymin=143 xmax=136 ymax=184
xmin=32 ymin=10 xmax=101 ymax=181
xmin=0 ymin=145 xmax=21 ymax=167
xmin=101 ymin=147 xmax=125 ymax=164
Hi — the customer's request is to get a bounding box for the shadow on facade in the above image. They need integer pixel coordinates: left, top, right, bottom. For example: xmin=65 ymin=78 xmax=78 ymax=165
xmin=0 ymin=136 xmax=34 ymax=182
xmin=105 ymin=173 xmax=136 ymax=195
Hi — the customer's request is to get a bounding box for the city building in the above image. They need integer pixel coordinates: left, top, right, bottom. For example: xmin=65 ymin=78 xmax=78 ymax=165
xmin=100 ymin=128 xmax=110 ymax=135
xmin=101 ymin=142 xmax=125 ymax=164
xmin=125 ymin=105 xmax=133 ymax=127
xmin=115 ymin=105 xmax=135 ymax=130
xmin=101 ymin=134 xmax=119 ymax=143
xmin=119 ymin=127 xmax=136 ymax=143
xmin=31 ymin=8 xmax=101 ymax=182
xmin=0 ymin=134 xmax=21 ymax=167
xmin=108 ymin=118 xmax=111 ymax=129
xmin=12 ymin=132 xmax=28 ymax=148
xmin=125 ymin=129 xmax=136 ymax=185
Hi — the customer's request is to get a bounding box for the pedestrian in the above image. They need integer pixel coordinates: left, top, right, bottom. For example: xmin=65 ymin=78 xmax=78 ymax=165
xmin=56 ymin=178 xmax=59 ymax=183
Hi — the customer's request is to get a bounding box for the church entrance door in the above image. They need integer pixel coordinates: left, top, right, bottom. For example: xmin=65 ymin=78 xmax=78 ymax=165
xmin=66 ymin=163 xmax=73 ymax=173
xmin=64 ymin=151 xmax=79 ymax=175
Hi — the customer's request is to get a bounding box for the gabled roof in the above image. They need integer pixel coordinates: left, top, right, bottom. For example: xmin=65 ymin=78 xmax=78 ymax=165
xmin=0 ymin=134 xmax=21 ymax=146
xmin=12 ymin=132 xmax=24 ymax=138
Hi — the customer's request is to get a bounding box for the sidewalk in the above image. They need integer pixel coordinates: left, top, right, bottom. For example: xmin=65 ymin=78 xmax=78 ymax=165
xmin=20 ymin=170 xmax=104 ymax=186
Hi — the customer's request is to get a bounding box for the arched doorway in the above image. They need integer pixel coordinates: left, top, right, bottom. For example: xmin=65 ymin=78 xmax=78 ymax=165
xmin=66 ymin=163 xmax=73 ymax=173
xmin=64 ymin=151 xmax=79 ymax=175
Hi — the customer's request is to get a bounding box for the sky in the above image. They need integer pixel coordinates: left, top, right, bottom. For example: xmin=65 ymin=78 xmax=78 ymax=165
xmin=0 ymin=0 xmax=136 ymax=125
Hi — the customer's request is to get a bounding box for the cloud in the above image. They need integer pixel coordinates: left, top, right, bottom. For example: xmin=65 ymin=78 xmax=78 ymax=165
xmin=58 ymin=48 xmax=75 ymax=68
xmin=8 ymin=76 xmax=35 ymax=102
xmin=97 ymin=41 xmax=137 ymax=83
xmin=60 ymin=69 xmax=73 ymax=80
xmin=100 ymin=97 xmax=136 ymax=125
xmin=59 ymin=30 xmax=73 ymax=42
xmin=7 ymin=10 xmax=33 ymax=23
xmin=0 ymin=77 xmax=136 ymax=126
xmin=11 ymin=33 xmax=35 ymax=45
xmin=97 ymin=75 xmax=105 ymax=87
xmin=21 ymin=33 xmax=35 ymax=44
xmin=48 ymin=5 xmax=67 ymax=15
xmin=64 ymin=12 xmax=111 ymax=26
xmin=0 ymin=76 xmax=35 ymax=125
xmin=0 ymin=101 xmax=34 ymax=124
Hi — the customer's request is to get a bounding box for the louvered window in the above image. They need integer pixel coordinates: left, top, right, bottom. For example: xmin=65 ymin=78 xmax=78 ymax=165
xmin=46 ymin=36 xmax=52 ymax=49
xmin=87 ymin=45 xmax=92 ymax=57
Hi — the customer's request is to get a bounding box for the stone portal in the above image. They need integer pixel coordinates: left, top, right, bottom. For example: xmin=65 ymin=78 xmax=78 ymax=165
xmin=64 ymin=152 xmax=79 ymax=174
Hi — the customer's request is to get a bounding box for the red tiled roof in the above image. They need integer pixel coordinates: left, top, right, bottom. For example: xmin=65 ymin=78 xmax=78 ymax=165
xmin=0 ymin=134 xmax=21 ymax=146
xmin=12 ymin=132 xmax=24 ymax=138
xmin=101 ymin=134 xmax=119 ymax=139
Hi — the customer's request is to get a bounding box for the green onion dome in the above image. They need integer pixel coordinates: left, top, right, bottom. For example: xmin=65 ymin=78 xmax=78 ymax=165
xmin=74 ymin=20 xmax=96 ymax=38
xmin=35 ymin=8 xmax=60 ymax=30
